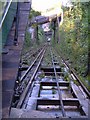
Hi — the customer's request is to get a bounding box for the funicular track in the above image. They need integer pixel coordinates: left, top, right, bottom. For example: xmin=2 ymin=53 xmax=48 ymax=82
xmin=50 ymin=47 xmax=66 ymax=117
xmin=11 ymin=43 xmax=89 ymax=118
xmin=22 ymin=45 xmax=45 ymax=60
xmin=35 ymin=46 xmax=88 ymax=118
xmin=10 ymin=14 xmax=89 ymax=119
xmin=19 ymin=45 xmax=46 ymax=71
xmin=12 ymin=46 xmax=46 ymax=108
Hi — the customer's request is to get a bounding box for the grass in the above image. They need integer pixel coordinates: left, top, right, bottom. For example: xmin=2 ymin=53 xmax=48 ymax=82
xmin=39 ymin=73 xmax=45 ymax=78
xmin=79 ymin=75 xmax=90 ymax=91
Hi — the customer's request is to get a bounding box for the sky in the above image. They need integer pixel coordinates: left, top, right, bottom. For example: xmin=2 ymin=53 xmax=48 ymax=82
xmin=31 ymin=0 xmax=72 ymax=16
xmin=32 ymin=0 xmax=61 ymax=12
xmin=32 ymin=0 xmax=63 ymax=16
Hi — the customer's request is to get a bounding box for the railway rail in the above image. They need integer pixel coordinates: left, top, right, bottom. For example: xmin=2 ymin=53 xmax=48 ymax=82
xmin=11 ymin=43 xmax=89 ymax=118
xmin=22 ymin=44 xmax=45 ymax=59
xmin=2 ymin=5 xmax=89 ymax=118
xmin=12 ymin=46 xmax=46 ymax=108
xmin=50 ymin=47 xmax=66 ymax=117
xmin=55 ymin=49 xmax=90 ymax=99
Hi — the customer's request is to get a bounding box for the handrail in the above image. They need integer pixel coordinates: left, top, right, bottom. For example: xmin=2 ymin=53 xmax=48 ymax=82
xmin=0 ymin=0 xmax=13 ymax=29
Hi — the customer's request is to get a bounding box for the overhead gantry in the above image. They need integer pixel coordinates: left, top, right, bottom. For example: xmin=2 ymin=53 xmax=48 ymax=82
xmin=29 ymin=10 xmax=63 ymax=43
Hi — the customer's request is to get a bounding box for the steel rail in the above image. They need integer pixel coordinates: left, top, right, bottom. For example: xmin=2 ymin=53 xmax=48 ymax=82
xmin=23 ymin=47 xmax=43 ymax=60
xmin=22 ymin=49 xmax=39 ymax=62
xmin=56 ymin=49 xmax=90 ymax=99
xmin=22 ymin=45 xmax=45 ymax=59
xmin=20 ymin=47 xmax=45 ymax=82
xmin=22 ymin=48 xmax=39 ymax=59
xmin=17 ymin=49 xmax=46 ymax=108
xmin=0 ymin=0 xmax=13 ymax=29
xmin=50 ymin=48 xmax=66 ymax=117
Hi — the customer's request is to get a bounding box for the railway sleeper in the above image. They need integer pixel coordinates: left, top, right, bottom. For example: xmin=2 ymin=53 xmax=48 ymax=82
xmin=19 ymin=66 xmax=29 ymax=71
xmin=43 ymin=72 xmax=64 ymax=76
xmin=40 ymin=81 xmax=69 ymax=87
xmin=36 ymin=98 xmax=86 ymax=116
xmin=41 ymin=67 xmax=61 ymax=72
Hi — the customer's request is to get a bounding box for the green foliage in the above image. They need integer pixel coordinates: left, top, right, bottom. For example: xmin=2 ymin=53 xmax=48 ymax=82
xmin=29 ymin=9 xmax=41 ymax=19
xmin=54 ymin=2 xmax=89 ymax=89
xmin=24 ymin=30 xmax=31 ymax=48
xmin=23 ymin=9 xmax=43 ymax=52
xmin=35 ymin=25 xmax=46 ymax=45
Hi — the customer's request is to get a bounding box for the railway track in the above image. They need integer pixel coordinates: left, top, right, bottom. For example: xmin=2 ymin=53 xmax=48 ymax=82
xmin=55 ymin=48 xmax=90 ymax=99
xmin=19 ymin=45 xmax=45 ymax=73
xmin=12 ymin=46 xmax=46 ymax=107
xmin=22 ymin=45 xmax=45 ymax=60
xmin=11 ymin=44 xmax=89 ymax=118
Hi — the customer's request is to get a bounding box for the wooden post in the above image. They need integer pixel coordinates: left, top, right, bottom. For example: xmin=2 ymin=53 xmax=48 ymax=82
xmin=54 ymin=20 xmax=56 ymax=42
xmin=36 ymin=24 xmax=39 ymax=44
xmin=57 ymin=17 xmax=60 ymax=43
